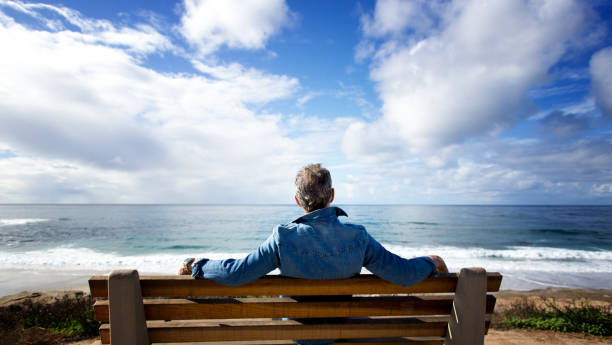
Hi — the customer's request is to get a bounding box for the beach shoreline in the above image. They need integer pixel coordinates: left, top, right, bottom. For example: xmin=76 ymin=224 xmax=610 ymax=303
xmin=3 ymin=267 xmax=611 ymax=297
xmin=0 ymin=269 xmax=93 ymax=296
xmin=0 ymin=269 xmax=167 ymax=297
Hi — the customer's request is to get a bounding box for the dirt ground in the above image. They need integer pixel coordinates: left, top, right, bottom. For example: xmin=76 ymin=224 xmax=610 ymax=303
xmin=66 ymin=330 xmax=612 ymax=345
xmin=485 ymin=329 xmax=612 ymax=344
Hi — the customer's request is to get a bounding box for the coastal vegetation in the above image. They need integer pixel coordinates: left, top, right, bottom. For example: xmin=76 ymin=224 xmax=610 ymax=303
xmin=493 ymin=297 xmax=611 ymax=336
xmin=0 ymin=291 xmax=98 ymax=345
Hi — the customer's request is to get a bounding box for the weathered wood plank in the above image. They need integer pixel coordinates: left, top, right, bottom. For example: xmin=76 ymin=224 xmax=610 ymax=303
xmin=308 ymin=341 xmax=443 ymax=345
xmin=89 ymin=273 xmax=502 ymax=298
xmin=99 ymin=318 xmax=447 ymax=344
xmin=153 ymin=342 xmax=297 ymax=345
xmin=314 ymin=340 xmax=443 ymax=345
xmin=153 ymin=321 xmax=446 ymax=342
xmin=89 ymin=277 xmax=105 ymax=298
xmin=94 ymin=295 xmax=497 ymax=322
xmin=94 ymin=296 xmax=447 ymax=321
xmin=153 ymin=339 xmax=444 ymax=345
xmin=487 ymin=272 xmax=503 ymax=293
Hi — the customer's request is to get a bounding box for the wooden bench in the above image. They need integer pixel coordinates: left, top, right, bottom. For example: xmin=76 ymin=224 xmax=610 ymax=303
xmin=89 ymin=268 xmax=501 ymax=345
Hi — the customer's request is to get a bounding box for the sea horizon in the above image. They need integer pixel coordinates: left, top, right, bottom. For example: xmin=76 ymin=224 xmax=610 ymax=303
xmin=2 ymin=203 xmax=612 ymax=206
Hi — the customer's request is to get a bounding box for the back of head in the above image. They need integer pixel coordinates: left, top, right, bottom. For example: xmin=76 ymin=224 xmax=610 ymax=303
xmin=295 ymin=163 xmax=332 ymax=213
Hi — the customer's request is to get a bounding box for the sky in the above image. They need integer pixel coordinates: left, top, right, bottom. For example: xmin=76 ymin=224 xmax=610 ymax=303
xmin=0 ymin=0 xmax=611 ymax=205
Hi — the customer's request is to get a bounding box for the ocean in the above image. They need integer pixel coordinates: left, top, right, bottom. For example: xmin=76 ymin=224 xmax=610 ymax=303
xmin=1 ymin=204 xmax=611 ymax=295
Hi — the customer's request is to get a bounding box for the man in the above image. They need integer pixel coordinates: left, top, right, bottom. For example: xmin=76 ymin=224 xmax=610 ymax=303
xmin=179 ymin=163 xmax=448 ymax=284
xmin=180 ymin=164 xmax=447 ymax=344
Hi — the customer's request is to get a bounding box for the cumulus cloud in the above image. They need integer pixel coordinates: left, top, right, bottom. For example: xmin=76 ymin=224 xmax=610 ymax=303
xmin=1 ymin=0 xmax=610 ymax=205
xmin=0 ymin=2 xmax=311 ymax=203
xmin=1 ymin=0 xmax=173 ymax=54
xmin=590 ymin=47 xmax=612 ymax=120
xmin=360 ymin=0 xmax=441 ymax=38
xmin=0 ymin=156 xmax=137 ymax=203
xmin=179 ymin=0 xmax=294 ymax=56
xmin=345 ymin=0 xmax=591 ymax=161
xmin=336 ymin=129 xmax=612 ymax=204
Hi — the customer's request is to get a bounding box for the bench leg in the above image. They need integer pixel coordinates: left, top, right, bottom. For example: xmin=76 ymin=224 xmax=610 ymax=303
xmin=445 ymin=267 xmax=486 ymax=345
xmin=109 ymin=270 xmax=150 ymax=345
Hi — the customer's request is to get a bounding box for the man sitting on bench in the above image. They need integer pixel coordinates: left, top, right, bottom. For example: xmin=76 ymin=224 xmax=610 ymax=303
xmin=179 ymin=163 xmax=448 ymax=344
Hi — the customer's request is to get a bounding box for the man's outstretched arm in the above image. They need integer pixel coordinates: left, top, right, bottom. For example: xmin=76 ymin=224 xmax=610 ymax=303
xmin=179 ymin=234 xmax=280 ymax=286
xmin=363 ymin=233 xmax=448 ymax=287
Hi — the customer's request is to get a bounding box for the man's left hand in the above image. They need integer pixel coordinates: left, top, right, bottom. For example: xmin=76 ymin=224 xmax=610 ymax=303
xmin=427 ymin=255 xmax=449 ymax=274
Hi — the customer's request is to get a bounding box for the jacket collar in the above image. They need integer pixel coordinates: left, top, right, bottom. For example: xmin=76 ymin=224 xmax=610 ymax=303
xmin=292 ymin=206 xmax=348 ymax=224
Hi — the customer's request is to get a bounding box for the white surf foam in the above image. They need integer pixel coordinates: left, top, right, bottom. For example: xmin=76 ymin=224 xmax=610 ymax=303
xmin=1 ymin=245 xmax=611 ymax=276
xmin=0 ymin=218 xmax=49 ymax=227
xmin=0 ymin=247 xmax=251 ymax=274
xmin=382 ymin=244 xmax=612 ymax=273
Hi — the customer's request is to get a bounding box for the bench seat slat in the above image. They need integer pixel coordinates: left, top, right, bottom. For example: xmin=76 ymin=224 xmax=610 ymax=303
xmin=99 ymin=318 xmax=447 ymax=344
xmin=334 ymin=339 xmax=443 ymax=345
xmin=153 ymin=340 xmax=444 ymax=345
xmin=89 ymin=273 xmax=502 ymax=298
xmin=93 ymin=295 xmax=496 ymax=322
xmin=94 ymin=295 xmax=481 ymax=321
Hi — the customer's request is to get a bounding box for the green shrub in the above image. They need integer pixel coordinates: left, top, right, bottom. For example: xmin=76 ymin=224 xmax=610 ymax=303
xmin=0 ymin=292 xmax=99 ymax=345
xmin=497 ymin=298 xmax=611 ymax=336
xmin=21 ymin=295 xmax=99 ymax=338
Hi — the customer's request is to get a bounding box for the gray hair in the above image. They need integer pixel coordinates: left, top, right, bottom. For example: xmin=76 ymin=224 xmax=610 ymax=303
xmin=294 ymin=163 xmax=332 ymax=212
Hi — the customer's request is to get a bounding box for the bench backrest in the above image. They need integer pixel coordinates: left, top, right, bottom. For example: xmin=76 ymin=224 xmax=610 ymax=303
xmin=89 ymin=268 xmax=502 ymax=345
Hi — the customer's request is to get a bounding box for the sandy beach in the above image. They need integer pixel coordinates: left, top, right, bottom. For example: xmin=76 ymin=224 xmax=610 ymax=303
xmin=0 ymin=269 xmax=93 ymax=296
xmin=2 ymin=286 xmax=610 ymax=345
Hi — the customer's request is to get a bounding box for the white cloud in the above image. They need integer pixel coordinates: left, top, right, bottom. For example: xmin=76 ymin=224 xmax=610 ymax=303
xmin=191 ymin=61 xmax=298 ymax=103
xmin=335 ymin=130 xmax=612 ymax=204
xmin=345 ymin=0 xmax=590 ymax=160
xmin=1 ymin=0 xmax=173 ymax=54
xmin=354 ymin=40 xmax=375 ymax=62
xmin=1 ymin=0 xmax=610 ymax=205
xmin=592 ymin=183 xmax=612 ymax=195
xmin=179 ymin=0 xmax=294 ymax=56
xmin=0 ymin=156 xmax=137 ymax=203
xmin=590 ymin=47 xmax=612 ymax=120
xmin=296 ymin=92 xmax=320 ymax=107
xmin=360 ymin=0 xmax=440 ymax=38
xmin=0 ymin=3 xmax=310 ymax=203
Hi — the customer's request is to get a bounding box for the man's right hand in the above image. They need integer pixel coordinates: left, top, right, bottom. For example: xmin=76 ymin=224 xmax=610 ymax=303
xmin=427 ymin=255 xmax=449 ymax=274
xmin=178 ymin=258 xmax=196 ymax=275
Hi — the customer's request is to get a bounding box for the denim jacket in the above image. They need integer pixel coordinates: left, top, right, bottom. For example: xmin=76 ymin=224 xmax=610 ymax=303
xmin=192 ymin=206 xmax=436 ymax=286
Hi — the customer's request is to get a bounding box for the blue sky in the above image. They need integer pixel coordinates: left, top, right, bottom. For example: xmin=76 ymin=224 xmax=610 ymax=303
xmin=0 ymin=0 xmax=611 ymax=204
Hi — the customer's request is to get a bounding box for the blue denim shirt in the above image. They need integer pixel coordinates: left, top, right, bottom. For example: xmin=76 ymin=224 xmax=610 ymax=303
xmin=192 ymin=206 xmax=436 ymax=286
